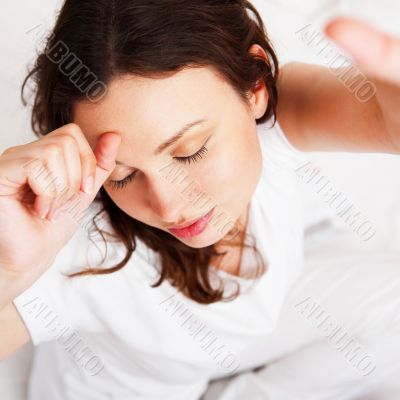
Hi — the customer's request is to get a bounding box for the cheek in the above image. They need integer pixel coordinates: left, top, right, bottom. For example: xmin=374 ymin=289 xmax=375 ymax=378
xmin=208 ymin=130 xmax=262 ymax=199
xmin=196 ymin=146 xmax=243 ymax=200
xmin=103 ymin=186 xmax=146 ymax=220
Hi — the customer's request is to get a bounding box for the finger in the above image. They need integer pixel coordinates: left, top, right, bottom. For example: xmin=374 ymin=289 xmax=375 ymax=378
xmin=0 ymin=138 xmax=81 ymax=220
xmin=43 ymin=134 xmax=82 ymax=202
xmin=24 ymin=154 xmax=68 ymax=219
xmin=0 ymin=146 xmax=66 ymax=199
xmin=92 ymin=132 xmax=122 ymax=187
xmin=47 ymin=132 xmax=121 ymax=222
xmin=48 ymin=123 xmax=98 ymax=195
xmin=325 ymin=17 xmax=400 ymax=85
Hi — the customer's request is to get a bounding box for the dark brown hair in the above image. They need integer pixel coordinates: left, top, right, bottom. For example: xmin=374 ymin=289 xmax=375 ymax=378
xmin=21 ymin=0 xmax=279 ymax=304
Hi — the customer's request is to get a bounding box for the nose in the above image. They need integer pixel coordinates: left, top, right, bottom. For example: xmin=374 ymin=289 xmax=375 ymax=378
xmin=147 ymin=174 xmax=191 ymax=225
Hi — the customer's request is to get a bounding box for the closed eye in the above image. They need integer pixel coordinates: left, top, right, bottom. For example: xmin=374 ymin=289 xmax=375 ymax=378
xmin=174 ymin=144 xmax=208 ymax=165
xmin=109 ymin=139 xmax=210 ymax=190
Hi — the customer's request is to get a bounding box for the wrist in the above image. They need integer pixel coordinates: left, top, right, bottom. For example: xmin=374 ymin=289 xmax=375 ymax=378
xmin=0 ymin=268 xmax=30 ymax=311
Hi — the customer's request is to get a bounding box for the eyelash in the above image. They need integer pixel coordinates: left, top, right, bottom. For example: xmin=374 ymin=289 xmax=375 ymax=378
xmin=109 ymin=145 xmax=209 ymax=190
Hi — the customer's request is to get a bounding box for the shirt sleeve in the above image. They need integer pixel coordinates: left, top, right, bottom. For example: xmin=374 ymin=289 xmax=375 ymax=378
xmin=269 ymin=121 xmax=339 ymax=233
xmin=258 ymin=120 xmax=337 ymax=236
xmin=260 ymin=120 xmax=310 ymax=171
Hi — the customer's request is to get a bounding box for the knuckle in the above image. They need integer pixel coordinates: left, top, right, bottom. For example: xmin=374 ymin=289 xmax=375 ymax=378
xmin=65 ymin=123 xmax=82 ymax=136
xmin=43 ymin=143 xmax=63 ymax=158
xmin=41 ymin=180 xmax=58 ymax=198
xmin=32 ymin=161 xmax=63 ymax=198
xmin=58 ymin=133 xmax=76 ymax=148
xmin=25 ymin=157 xmax=44 ymax=175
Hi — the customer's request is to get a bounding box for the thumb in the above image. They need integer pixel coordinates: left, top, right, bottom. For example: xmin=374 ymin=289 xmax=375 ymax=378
xmin=92 ymin=132 xmax=122 ymax=189
xmin=49 ymin=132 xmax=121 ymax=224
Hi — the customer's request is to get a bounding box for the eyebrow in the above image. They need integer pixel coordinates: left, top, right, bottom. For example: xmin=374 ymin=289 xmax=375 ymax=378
xmin=154 ymin=118 xmax=207 ymax=155
xmin=115 ymin=118 xmax=206 ymax=166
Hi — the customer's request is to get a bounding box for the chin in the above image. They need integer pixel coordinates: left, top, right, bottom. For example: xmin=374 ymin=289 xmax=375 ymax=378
xmin=175 ymin=235 xmax=219 ymax=249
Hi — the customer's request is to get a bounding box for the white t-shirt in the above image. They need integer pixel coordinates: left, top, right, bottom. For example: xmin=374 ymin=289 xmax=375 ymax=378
xmin=13 ymin=120 xmax=316 ymax=400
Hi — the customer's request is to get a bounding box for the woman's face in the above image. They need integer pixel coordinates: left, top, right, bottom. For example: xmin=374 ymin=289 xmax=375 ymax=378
xmin=73 ymin=64 xmax=268 ymax=248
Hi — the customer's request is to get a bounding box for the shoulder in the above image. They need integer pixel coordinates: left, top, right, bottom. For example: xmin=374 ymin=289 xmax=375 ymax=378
xmin=256 ymin=118 xmax=309 ymax=172
xmin=276 ymin=61 xmax=306 ymax=147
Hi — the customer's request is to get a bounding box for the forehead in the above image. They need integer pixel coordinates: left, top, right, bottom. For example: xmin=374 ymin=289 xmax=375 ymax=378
xmin=72 ymin=66 xmax=233 ymax=148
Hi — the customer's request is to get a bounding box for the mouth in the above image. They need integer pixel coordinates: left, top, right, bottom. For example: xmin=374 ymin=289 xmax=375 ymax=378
xmin=167 ymin=207 xmax=215 ymax=238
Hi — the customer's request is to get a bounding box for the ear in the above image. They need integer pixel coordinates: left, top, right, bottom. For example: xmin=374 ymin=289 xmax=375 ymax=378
xmin=247 ymin=44 xmax=270 ymax=119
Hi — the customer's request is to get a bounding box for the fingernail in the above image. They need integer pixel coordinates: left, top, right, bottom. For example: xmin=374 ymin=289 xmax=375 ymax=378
xmin=84 ymin=176 xmax=94 ymax=194
xmin=38 ymin=202 xmax=51 ymax=219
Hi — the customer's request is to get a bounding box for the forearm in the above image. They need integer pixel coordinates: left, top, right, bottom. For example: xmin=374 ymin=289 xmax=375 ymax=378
xmin=0 ymin=268 xmax=29 ymax=312
xmin=278 ymin=62 xmax=400 ymax=155
xmin=372 ymin=77 xmax=400 ymax=152
xmin=323 ymin=16 xmax=400 ymax=151
xmin=0 ymin=270 xmax=31 ymax=361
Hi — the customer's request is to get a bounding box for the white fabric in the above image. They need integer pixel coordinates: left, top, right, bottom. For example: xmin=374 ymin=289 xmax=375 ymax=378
xmin=201 ymin=229 xmax=400 ymax=400
xmin=2 ymin=3 xmax=400 ymax=399
xmin=12 ymin=120 xmax=315 ymax=400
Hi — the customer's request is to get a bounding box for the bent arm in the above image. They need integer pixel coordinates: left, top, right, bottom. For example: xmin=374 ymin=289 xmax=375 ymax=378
xmin=277 ymin=61 xmax=400 ymax=154
xmin=0 ymin=269 xmax=32 ymax=361
xmin=0 ymin=302 xmax=30 ymax=361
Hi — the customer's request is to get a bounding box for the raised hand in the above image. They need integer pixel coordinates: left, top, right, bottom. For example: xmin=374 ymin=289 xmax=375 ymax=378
xmin=0 ymin=123 xmax=120 ymax=291
xmin=325 ymin=16 xmax=400 ymax=86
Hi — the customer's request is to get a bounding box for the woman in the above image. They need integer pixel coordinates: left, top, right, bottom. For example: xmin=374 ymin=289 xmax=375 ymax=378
xmin=0 ymin=1 xmax=399 ymax=399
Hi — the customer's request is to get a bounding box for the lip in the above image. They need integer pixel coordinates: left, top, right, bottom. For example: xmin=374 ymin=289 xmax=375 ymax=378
xmin=167 ymin=207 xmax=215 ymax=238
xmin=168 ymin=214 xmax=208 ymax=230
